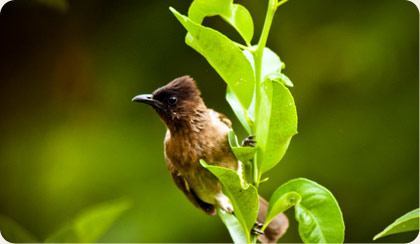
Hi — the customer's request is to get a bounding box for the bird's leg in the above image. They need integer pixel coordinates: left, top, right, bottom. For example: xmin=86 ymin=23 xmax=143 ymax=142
xmin=251 ymin=221 xmax=264 ymax=235
xmin=237 ymin=136 xmax=262 ymax=236
xmin=241 ymin=135 xmax=256 ymax=147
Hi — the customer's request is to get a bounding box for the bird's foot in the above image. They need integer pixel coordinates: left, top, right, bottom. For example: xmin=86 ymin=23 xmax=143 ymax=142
xmin=241 ymin=135 xmax=256 ymax=147
xmin=251 ymin=221 xmax=264 ymax=235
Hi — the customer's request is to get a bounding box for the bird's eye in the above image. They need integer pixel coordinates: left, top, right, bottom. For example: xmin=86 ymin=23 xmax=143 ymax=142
xmin=168 ymin=96 xmax=177 ymax=105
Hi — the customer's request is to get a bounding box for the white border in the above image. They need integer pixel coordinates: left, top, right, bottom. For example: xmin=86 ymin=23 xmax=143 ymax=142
xmin=408 ymin=0 xmax=420 ymax=11
xmin=0 ymin=232 xmax=12 ymax=244
xmin=0 ymin=0 xmax=13 ymax=13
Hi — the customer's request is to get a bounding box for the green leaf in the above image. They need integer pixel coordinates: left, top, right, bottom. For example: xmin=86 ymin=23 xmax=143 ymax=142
xmin=0 ymin=215 xmax=38 ymax=243
xmin=261 ymin=47 xmax=284 ymax=81
xmin=227 ymin=130 xmax=256 ymax=162
xmin=224 ymin=4 xmax=254 ymax=43
xmin=45 ymin=198 xmax=131 ymax=242
xmin=268 ymin=73 xmax=294 ymax=87
xmin=170 ymin=7 xmax=255 ymax=109
xmin=373 ymin=208 xmax=419 ymax=240
xmin=227 ymin=130 xmax=255 ymax=183
xmin=226 ymin=87 xmax=252 ymax=133
xmin=244 ymin=47 xmax=293 ymax=87
xmin=200 ymin=160 xmax=258 ymax=239
xmin=231 ymin=146 xmax=256 ymax=162
xmin=189 ymin=0 xmax=229 ymax=22
xmin=264 ymin=191 xmax=301 ymax=226
xmin=255 ymin=79 xmax=297 ymax=173
xmin=217 ymin=209 xmax=249 ymax=244
xmin=266 ymin=178 xmax=345 ymax=243
xmin=188 ymin=0 xmax=254 ymax=43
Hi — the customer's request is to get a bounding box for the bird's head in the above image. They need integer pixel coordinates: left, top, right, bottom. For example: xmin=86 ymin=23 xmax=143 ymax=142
xmin=132 ymin=76 xmax=206 ymax=129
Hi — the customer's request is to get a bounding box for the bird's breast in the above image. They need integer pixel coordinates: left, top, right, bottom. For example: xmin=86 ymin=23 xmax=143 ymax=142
xmin=164 ymin=124 xmax=237 ymax=174
xmin=164 ymin=130 xmax=203 ymax=170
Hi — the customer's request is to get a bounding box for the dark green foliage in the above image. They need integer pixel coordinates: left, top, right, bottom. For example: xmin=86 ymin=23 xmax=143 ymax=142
xmin=374 ymin=208 xmax=419 ymax=240
xmin=170 ymin=0 xmax=345 ymax=243
xmin=0 ymin=199 xmax=130 ymax=243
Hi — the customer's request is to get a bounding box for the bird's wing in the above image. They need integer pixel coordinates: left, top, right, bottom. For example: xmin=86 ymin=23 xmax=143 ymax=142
xmin=167 ymin=161 xmax=216 ymax=215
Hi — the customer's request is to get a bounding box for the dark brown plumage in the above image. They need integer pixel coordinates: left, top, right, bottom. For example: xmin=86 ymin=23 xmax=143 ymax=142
xmin=133 ymin=76 xmax=288 ymax=243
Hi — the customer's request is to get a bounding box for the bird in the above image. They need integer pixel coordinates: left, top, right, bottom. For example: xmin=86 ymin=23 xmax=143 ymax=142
xmin=132 ymin=75 xmax=288 ymax=243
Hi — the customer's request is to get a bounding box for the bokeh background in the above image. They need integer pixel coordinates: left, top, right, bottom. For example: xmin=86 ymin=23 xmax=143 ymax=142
xmin=0 ymin=0 xmax=418 ymax=242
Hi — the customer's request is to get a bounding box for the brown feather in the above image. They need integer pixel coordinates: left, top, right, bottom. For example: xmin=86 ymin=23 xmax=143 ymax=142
xmin=167 ymin=162 xmax=216 ymax=215
xmin=136 ymin=76 xmax=288 ymax=242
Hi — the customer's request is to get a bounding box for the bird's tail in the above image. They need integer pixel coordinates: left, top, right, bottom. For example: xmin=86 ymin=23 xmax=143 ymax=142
xmin=257 ymin=196 xmax=289 ymax=243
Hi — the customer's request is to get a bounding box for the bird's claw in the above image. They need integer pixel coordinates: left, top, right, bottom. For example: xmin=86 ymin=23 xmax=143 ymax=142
xmin=251 ymin=221 xmax=264 ymax=235
xmin=242 ymin=135 xmax=256 ymax=147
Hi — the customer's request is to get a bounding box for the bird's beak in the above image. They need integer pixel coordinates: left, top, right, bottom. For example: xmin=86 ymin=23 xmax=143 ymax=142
xmin=132 ymin=94 xmax=163 ymax=110
xmin=132 ymin=94 xmax=155 ymax=105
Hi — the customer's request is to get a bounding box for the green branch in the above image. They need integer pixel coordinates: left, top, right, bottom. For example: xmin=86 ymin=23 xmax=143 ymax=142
xmin=251 ymin=0 xmax=279 ymax=186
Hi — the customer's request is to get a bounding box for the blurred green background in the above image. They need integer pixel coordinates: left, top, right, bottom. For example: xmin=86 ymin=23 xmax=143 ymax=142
xmin=0 ymin=0 xmax=418 ymax=242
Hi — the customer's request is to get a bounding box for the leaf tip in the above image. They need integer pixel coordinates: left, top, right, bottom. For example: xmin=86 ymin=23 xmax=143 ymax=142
xmin=199 ymin=159 xmax=208 ymax=168
xmin=169 ymin=6 xmax=182 ymax=19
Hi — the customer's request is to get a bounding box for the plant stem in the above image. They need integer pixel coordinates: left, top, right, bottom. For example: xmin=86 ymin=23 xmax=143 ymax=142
xmin=251 ymin=0 xmax=279 ymax=187
xmin=233 ymin=41 xmax=252 ymax=50
xmin=277 ymin=0 xmax=289 ymax=8
xmin=255 ymin=0 xmax=278 ymax=76
xmin=251 ymin=233 xmax=257 ymax=243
